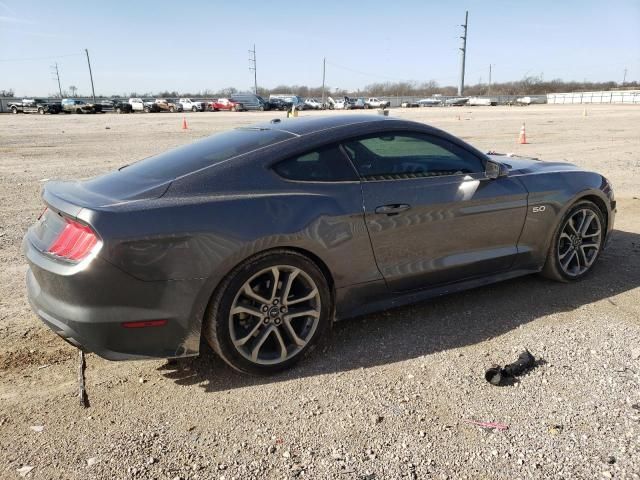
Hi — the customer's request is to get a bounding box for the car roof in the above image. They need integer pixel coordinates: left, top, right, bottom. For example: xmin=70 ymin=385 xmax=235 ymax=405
xmin=248 ymin=114 xmax=396 ymax=136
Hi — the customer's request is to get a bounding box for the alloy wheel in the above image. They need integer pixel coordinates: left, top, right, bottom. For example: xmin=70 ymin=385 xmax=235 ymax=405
xmin=229 ymin=265 xmax=321 ymax=365
xmin=557 ymin=208 xmax=602 ymax=277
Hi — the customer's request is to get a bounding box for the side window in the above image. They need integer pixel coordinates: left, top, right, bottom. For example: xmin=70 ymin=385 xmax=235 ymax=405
xmin=274 ymin=145 xmax=358 ymax=182
xmin=343 ymin=132 xmax=484 ymax=179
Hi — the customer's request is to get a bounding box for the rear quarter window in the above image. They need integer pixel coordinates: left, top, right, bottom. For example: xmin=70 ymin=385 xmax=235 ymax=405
xmin=274 ymin=145 xmax=358 ymax=182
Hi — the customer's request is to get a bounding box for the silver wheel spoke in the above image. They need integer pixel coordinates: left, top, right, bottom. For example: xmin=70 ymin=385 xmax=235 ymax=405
xmin=282 ymin=269 xmax=300 ymax=306
xmin=559 ymin=247 xmax=573 ymax=260
xmin=579 ymin=211 xmax=595 ymax=235
xmin=234 ymin=321 xmax=264 ymax=347
xmin=272 ymin=328 xmax=288 ymax=360
xmin=231 ymin=305 xmax=263 ymax=318
xmin=242 ymin=284 xmax=270 ymax=304
xmin=251 ymin=326 xmax=274 ymax=362
xmin=561 ymin=250 xmax=577 ymax=271
xmin=287 ymin=288 xmax=318 ymax=306
xmin=269 ymin=267 xmax=281 ymax=301
xmin=283 ymin=318 xmax=306 ymax=347
xmin=286 ymin=309 xmax=320 ymax=320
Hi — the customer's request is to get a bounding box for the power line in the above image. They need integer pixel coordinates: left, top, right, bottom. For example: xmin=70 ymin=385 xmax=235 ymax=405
xmin=0 ymin=52 xmax=83 ymax=63
xmin=325 ymin=60 xmax=413 ymax=83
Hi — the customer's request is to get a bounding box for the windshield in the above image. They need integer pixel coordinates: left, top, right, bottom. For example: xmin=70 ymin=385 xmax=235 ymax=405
xmin=119 ymin=128 xmax=294 ymax=182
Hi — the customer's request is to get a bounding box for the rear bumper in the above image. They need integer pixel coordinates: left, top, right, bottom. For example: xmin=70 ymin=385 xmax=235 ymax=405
xmin=24 ymin=237 xmax=206 ymax=361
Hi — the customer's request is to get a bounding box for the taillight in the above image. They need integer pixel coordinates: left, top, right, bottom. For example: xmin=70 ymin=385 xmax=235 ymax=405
xmin=47 ymin=218 xmax=99 ymax=262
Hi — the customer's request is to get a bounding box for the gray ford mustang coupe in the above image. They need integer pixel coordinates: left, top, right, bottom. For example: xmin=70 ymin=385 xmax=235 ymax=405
xmin=24 ymin=115 xmax=615 ymax=374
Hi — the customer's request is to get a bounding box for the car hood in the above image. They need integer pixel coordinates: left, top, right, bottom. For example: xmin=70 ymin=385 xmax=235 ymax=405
xmin=488 ymin=154 xmax=582 ymax=174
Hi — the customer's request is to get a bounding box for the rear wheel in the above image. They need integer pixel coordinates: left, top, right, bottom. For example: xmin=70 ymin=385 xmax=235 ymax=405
xmin=116 ymin=107 xmax=122 ymax=114
xmin=192 ymin=106 xmax=197 ymax=112
xmin=541 ymin=200 xmax=605 ymax=282
xmin=204 ymin=250 xmax=332 ymax=375
xmin=11 ymin=106 xmax=18 ymax=114
xmin=169 ymin=106 xmax=175 ymax=113
xmin=38 ymin=107 xmax=45 ymax=114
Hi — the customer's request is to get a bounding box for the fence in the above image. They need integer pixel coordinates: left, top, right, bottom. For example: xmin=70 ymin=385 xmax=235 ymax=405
xmin=547 ymin=90 xmax=640 ymax=104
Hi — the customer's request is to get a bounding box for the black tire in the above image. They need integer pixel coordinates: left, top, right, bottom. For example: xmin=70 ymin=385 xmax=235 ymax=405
xmin=192 ymin=106 xmax=197 ymax=112
xmin=76 ymin=108 xmax=82 ymax=114
xmin=204 ymin=250 xmax=332 ymax=375
xmin=116 ymin=107 xmax=122 ymax=114
xmin=169 ymin=106 xmax=175 ymax=113
xmin=364 ymin=104 xmax=370 ymax=109
xmin=11 ymin=107 xmax=18 ymax=114
xmin=541 ymin=200 xmax=605 ymax=282
xmin=38 ymin=107 xmax=45 ymax=115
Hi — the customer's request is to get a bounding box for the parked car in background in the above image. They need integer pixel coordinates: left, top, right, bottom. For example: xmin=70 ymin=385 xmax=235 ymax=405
xmin=9 ymin=98 xmax=61 ymax=114
xmin=208 ymin=98 xmax=244 ymax=112
xmin=364 ymin=97 xmax=390 ymax=109
xmin=401 ymin=100 xmax=420 ymax=108
xmin=230 ymin=93 xmax=270 ymax=111
xmin=417 ymin=98 xmax=442 ymax=107
xmin=267 ymin=98 xmax=291 ymax=111
xmin=270 ymin=94 xmax=307 ymax=110
xmin=154 ymin=98 xmax=182 ymax=112
xmin=128 ymin=98 xmax=160 ymax=113
xmin=61 ymin=99 xmax=101 ymax=114
xmin=178 ymin=98 xmax=205 ymax=112
xmin=99 ymin=99 xmax=133 ymax=114
xmin=444 ymin=97 xmax=469 ymax=106
xmin=347 ymin=97 xmax=366 ymax=110
xmin=304 ymin=98 xmax=324 ymax=110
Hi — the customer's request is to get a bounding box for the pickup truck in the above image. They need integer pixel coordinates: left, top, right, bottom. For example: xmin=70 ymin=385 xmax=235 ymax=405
xmin=208 ymin=98 xmax=243 ymax=112
xmin=178 ymin=98 xmax=205 ymax=112
xmin=154 ymin=98 xmax=182 ymax=112
xmin=128 ymin=98 xmax=160 ymax=113
xmin=9 ymin=98 xmax=61 ymax=114
xmin=364 ymin=97 xmax=390 ymax=109
xmin=61 ymin=98 xmax=101 ymax=114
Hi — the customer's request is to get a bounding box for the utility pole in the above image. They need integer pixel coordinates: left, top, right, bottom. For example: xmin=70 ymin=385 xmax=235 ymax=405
xmin=488 ymin=64 xmax=493 ymax=95
xmin=321 ymin=57 xmax=326 ymax=105
xmin=622 ymin=67 xmax=627 ymax=86
xmin=248 ymin=45 xmax=257 ymax=94
xmin=458 ymin=10 xmax=468 ymax=96
xmin=51 ymin=62 xmax=63 ymax=98
xmin=85 ymin=49 xmax=96 ymax=103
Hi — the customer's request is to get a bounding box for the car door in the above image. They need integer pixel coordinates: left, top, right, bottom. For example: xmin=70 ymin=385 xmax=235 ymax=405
xmin=342 ymin=131 xmax=528 ymax=292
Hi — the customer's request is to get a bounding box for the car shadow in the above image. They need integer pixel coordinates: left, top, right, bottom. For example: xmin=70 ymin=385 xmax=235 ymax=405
xmin=159 ymin=229 xmax=640 ymax=392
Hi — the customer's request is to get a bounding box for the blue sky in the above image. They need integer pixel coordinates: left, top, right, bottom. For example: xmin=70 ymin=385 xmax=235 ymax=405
xmin=1 ymin=0 xmax=639 ymax=96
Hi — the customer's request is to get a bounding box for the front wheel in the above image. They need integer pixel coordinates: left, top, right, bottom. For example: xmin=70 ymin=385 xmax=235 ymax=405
xmin=11 ymin=107 xmax=18 ymax=114
xmin=204 ymin=250 xmax=332 ymax=375
xmin=541 ymin=200 xmax=605 ymax=282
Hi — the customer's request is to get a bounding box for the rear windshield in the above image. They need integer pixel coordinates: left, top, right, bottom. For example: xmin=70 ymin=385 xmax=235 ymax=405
xmin=119 ymin=128 xmax=293 ymax=181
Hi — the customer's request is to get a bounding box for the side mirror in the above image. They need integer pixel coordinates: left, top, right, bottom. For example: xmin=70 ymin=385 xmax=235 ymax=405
xmin=485 ymin=160 xmax=509 ymax=179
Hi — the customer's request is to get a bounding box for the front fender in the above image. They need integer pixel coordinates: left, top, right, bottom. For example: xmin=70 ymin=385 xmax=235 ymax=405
xmin=514 ymin=170 xmax=613 ymax=270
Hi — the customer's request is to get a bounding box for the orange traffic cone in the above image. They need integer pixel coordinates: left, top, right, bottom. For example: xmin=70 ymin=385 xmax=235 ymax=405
xmin=181 ymin=117 xmax=188 ymax=130
xmin=518 ymin=123 xmax=528 ymax=144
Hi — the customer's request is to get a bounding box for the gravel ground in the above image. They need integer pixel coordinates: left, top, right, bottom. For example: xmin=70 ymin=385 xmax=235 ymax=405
xmin=0 ymin=105 xmax=639 ymax=480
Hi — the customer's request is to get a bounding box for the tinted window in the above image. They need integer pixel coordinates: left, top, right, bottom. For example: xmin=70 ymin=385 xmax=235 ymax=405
xmin=274 ymin=145 xmax=357 ymax=182
xmin=343 ymin=133 xmax=484 ymax=179
xmin=120 ymin=128 xmax=294 ymax=181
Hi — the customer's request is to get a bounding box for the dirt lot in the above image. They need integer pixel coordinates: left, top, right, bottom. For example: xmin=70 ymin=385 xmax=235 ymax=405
xmin=1 ymin=105 xmax=639 ymax=480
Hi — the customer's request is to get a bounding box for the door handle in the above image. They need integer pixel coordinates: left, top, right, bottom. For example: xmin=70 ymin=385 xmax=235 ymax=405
xmin=375 ymin=204 xmax=411 ymax=215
